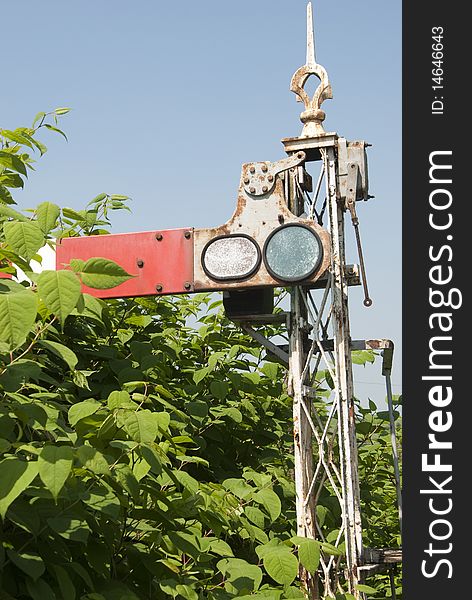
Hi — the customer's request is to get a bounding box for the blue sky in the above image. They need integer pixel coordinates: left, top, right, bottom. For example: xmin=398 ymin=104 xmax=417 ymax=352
xmin=1 ymin=0 xmax=401 ymax=403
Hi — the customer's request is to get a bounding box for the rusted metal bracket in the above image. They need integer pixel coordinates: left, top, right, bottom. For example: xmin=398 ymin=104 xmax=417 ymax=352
xmin=308 ymin=338 xmax=392 ymax=353
xmin=363 ymin=547 xmax=402 ymax=565
xmin=337 ymin=138 xmax=370 ymax=202
xmin=341 ymin=160 xmax=372 ymax=307
xmin=243 ymin=153 xmax=306 ymax=198
xmin=311 ymin=263 xmax=361 ymax=289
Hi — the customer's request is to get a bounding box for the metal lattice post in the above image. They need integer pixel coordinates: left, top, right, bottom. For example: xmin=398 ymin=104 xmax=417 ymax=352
xmin=325 ymin=145 xmax=363 ymax=593
xmin=282 ymin=4 xmax=364 ymax=597
xmin=289 ymin=286 xmax=319 ymax=599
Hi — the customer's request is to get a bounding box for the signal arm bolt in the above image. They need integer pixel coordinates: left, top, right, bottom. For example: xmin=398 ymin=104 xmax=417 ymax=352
xmin=137 ymin=259 xmax=144 ymax=268
xmin=244 ymin=177 xmax=250 ymax=184
xmin=184 ymin=282 xmax=191 ymax=290
xmin=250 ymin=187 xmax=256 ymax=193
xmin=184 ymin=231 xmax=191 ymax=239
xmin=156 ymin=284 xmax=163 ymax=292
xmin=262 ymin=165 xmax=268 ymax=172
xmin=268 ymin=175 xmax=274 ymax=182
xmin=250 ymin=166 xmax=255 ymax=173
xmin=262 ymin=186 xmax=268 ymax=193
xmin=155 ymin=233 xmax=163 ymax=241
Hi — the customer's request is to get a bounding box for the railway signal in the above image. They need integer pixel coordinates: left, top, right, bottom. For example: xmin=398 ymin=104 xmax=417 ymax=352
xmin=56 ymin=152 xmax=331 ymax=299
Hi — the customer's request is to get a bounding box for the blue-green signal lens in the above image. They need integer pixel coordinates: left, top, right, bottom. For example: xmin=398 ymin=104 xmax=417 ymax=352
xmin=263 ymin=224 xmax=323 ymax=282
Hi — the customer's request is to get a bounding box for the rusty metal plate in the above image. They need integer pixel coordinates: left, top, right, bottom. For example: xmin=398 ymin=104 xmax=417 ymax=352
xmin=193 ymin=156 xmax=331 ymax=292
xmin=56 ymin=228 xmax=194 ymax=298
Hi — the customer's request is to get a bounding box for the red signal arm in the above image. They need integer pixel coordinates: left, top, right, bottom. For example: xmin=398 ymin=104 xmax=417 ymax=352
xmin=56 ymin=228 xmax=194 ymax=299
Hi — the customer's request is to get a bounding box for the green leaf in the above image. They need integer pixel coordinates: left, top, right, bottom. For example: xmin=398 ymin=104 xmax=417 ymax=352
xmin=297 ymin=538 xmax=321 ymax=572
xmin=37 ymin=269 xmax=81 ymax=323
xmin=261 ymin=362 xmax=279 ymax=380
xmin=38 ymin=445 xmax=73 ymax=501
xmin=320 ymin=541 xmax=343 ymax=556
xmin=47 ymin=515 xmax=90 ymax=543
xmin=173 ymin=470 xmax=199 ymax=494
xmin=68 ymin=400 xmax=101 ymax=426
xmin=0 ymin=248 xmax=32 ymax=274
xmin=53 ymin=564 xmax=76 ymax=600
xmin=76 ymin=257 xmax=135 ymax=289
xmin=36 ymin=201 xmax=60 ymax=233
xmin=62 ymin=207 xmax=85 ymax=221
xmin=76 ymin=445 xmax=110 ymax=475
xmin=263 ymin=547 xmax=298 ymax=585
xmin=0 ymin=184 xmax=14 ymax=204
xmin=253 ymin=489 xmax=281 ymax=522
xmin=30 ymin=137 xmax=47 ymax=156
xmin=123 ymin=410 xmax=158 ymax=443
xmin=209 ymin=539 xmax=234 ymax=557
xmin=26 ymin=578 xmax=57 ymax=600
xmin=54 ymin=107 xmax=71 ymax=115
xmin=221 ymin=406 xmax=242 ymax=422
xmin=0 ymin=150 xmax=27 ymax=176
xmin=32 ymin=112 xmax=46 ymax=127
xmin=6 ymin=549 xmax=45 ymax=580
xmin=0 ymin=203 xmax=28 ymax=221
xmin=88 ymin=193 xmax=107 ymax=205
xmin=0 ymin=439 xmax=11 ymax=453
xmin=107 ymin=390 xmax=137 ymax=410
xmin=3 ymin=221 xmax=44 ymax=261
xmin=1 ymin=129 xmax=35 ymax=148
xmin=155 ymin=411 xmax=170 ymax=436
xmin=351 ymin=350 xmax=375 ymax=365
xmin=81 ymin=486 xmax=120 ymax=518
xmin=217 ymin=558 xmax=263 ymax=593
xmin=356 ymin=584 xmax=378 ymax=593
xmin=70 ymin=562 xmax=94 ymax=590
xmin=223 ymin=478 xmax=254 ymax=500
xmin=193 ymin=366 xmax=210 ymax=385
xmin=0 ymin=289 xmax=38 ymax=351
xmin=210 ymin=380 xmax=229 ymax=399
xmin=0 ymin=457 xmax=38 ymax=518
xmin=44 ymin=123 xmax=68 ymax=140
xmin=38 ymin=340 xmax=78 ymax=370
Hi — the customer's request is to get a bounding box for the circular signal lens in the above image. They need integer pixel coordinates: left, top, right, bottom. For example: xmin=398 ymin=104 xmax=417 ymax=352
xmin=202 ymin=234 xmax=261 ymax=281
xmin=263 ymin=224 xmax=323 ymax=282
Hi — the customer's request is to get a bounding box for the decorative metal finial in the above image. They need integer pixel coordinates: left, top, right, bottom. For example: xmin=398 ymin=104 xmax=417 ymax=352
xmin=291 ymin=2 xmax=332 ymax=137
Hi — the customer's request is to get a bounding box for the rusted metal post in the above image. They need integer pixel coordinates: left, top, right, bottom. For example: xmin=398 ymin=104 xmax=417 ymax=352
xmin=282 ymin=3 xmax=365 ymax=597
xmin=325 ymin=145 xmax=363 ymax=595
xmin=289 ymin=286 xmax=319 ymax=599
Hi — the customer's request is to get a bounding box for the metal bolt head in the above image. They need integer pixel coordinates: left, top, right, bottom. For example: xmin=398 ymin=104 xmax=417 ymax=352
xmin=244 ymin=177 xmax=250 ymax=184
xmin=184 ymin=231 xmax=191 ymax=239
xmin=155 ymin=284 xmax=163 ymax=292
xmin=184 ymin=282 xmax=191 ymax=290
xmin=261 ymin=164 xmax=268 ymax=173
xmin=137 ymin=259 xmax=144 ymax=268
xmin=249 ymin=187 xmax=256 ymax=194
xmin=262 ymin=185 xmax=268 ymax=193
xmin=268 ymin=174 xmax=274 ymax=182
xmin=297 ymin=152 xmax=304 ymax=159
xmin=249 ymin=166 xmax=256 ymax=174
xmin=155 ymin=233 xmax=163 ymax=241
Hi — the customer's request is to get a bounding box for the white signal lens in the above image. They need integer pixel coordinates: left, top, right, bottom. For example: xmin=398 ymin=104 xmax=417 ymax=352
xmin=202 ymin=235 xmax=260 ymax=281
